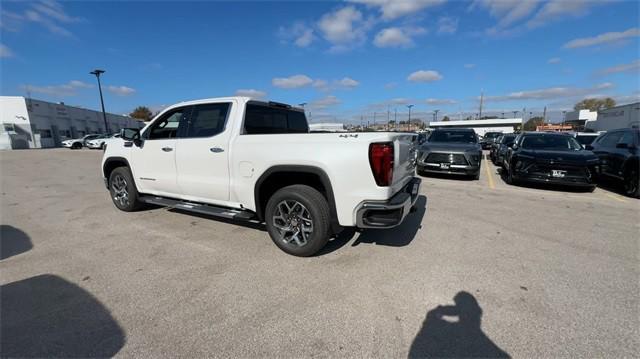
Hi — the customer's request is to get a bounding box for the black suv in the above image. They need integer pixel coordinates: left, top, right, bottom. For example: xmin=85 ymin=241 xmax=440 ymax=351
xmin=503 ymin=132 xmax=599 ymax=191
xmin=480 ymin=131 xmax=502 ymax=150
xmin=588 ymin=128 xmax=639 ymax=198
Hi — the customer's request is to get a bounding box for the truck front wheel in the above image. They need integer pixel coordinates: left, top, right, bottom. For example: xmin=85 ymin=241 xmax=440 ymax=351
xmin=265 ymin=185 xmax=331 ymax=257
xmin=108 ymin=166 xmax=143 ymax=212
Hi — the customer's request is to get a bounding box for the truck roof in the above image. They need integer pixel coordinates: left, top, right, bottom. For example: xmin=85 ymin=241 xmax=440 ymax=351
xmin=169 ymin=97 xmax=304 ymax=112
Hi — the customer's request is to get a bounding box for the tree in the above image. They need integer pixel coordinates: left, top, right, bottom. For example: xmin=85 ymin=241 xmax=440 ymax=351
xmin=523 ymin=116 xmax=545 ymax=131
xmin=129 ymin=106 xmax=153 ymax=121
xmin=574 ymin=98 xmax=616 ymax=112
xmin=442 ymin=116 xmax=450 ymax=122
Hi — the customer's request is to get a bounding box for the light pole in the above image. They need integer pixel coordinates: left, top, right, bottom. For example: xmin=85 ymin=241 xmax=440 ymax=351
xmin=513 ymin=110 xmax=518 ymax=118
xmin=562 ymin=110 xmax=567 ymax=127
xmin=90 ymin=69 xmax=109 ymax=133
xmin=406 ymin=104 xmax=414 ymax=132
xmin=434 ymin=109 xmax=440 ymax=122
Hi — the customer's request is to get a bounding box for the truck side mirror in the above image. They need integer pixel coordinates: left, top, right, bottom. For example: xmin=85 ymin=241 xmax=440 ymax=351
xmin=121 ymin=128 xmax=140 ymax=141
xmin=585 ymin=144 xmax=594 ymax=150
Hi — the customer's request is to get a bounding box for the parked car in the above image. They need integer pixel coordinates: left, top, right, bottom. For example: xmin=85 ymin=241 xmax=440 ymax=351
xmin=417 ymin=128 xmax=482 ymax=180
xmin=62 ymin=134 xmax=102 ymax=149
xmin=571 ymin=132 xmax=600 ymax=149
xmin=587 ymin=128 xmax=639 ymax=198
xmin=489 ymin=134 xmax=503 ymax=163
xmin=492 ymin=133 xmax=517 ymax=166
xmin=503 ymin=132 xmax=599 ymax=191
xmin=87 ymin=133 xmax=120 ymax=149
xmin=102 ymin=97 xmax=421 ymax=256
xmin=480 ymin=131 xmax=502 ymax=150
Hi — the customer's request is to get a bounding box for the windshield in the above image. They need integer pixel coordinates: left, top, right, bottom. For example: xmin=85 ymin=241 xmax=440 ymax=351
xmin=575 ymin=135 xmax=597 ymax=145
xmin=501 ymin=135 xmax=516 ymax=144
xmin=429 ymin=131 xmax=477 ymax=143
xmin=521 ymin=135 xmax=582 ymax=150
xmin=484 ymin=132 xmax=501 ymax=139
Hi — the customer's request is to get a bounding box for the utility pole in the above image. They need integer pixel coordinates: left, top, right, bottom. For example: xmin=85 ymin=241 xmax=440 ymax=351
xmin=387 ymin=105 xmax=390 ymax=131
xmin=406 ymin=104 xmax=414 ymax=132
xmin=434 ymin=109 xmax=440 ymax=122
xmin=394 ymin=108 xmax=397 ymax=130
xmin=542 ymin=106 xmax=547 ymax=124
xmin=89 ymin=69 xmax=109 ymax=133
xmin=562 ymin=110 xmax=567 ymax=127
xmin=373 ymin=112 xmax=377 ymax=130
xmin=478 ymin=90 xmax=484 ymax=120
xmin=513 ymin=110 xmax=518 ymax=118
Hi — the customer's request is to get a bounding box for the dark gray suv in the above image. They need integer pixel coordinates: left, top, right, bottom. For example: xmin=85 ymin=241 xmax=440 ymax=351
xmin=417 ymin=128 xmax=482 ymax=180
xmin=588 ymin=128 xmax=639 ymax=198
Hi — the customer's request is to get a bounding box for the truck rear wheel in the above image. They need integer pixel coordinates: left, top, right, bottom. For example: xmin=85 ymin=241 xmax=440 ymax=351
xmin=265 ymin=185 xmax=331 ymax=257
xmin=108 ymin=166 xmax=143 ymax=212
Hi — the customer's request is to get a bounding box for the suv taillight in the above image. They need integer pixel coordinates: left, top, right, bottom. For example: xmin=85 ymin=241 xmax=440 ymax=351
xmin=369 ymin=142 xmax=394 ymax=186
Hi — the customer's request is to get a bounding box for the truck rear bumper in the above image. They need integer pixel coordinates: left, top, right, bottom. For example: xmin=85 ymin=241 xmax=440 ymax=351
xmin=355 ymin=177 xmax=421 ymax=229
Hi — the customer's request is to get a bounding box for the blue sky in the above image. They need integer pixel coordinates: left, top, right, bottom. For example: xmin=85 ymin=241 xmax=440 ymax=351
xmin=1 ymin=0 xmax=639 ymax=123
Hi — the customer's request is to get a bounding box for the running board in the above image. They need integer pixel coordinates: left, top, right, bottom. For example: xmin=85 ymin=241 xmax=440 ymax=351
xmin=139 ymin=196 xmax=257 ymax=221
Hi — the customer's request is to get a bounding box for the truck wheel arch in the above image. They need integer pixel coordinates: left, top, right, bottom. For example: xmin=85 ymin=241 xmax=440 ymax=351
xmin=254 ymin=165 xmax=339 ymax=231
xmin=103 ymin=157 xmax=137 ymax=190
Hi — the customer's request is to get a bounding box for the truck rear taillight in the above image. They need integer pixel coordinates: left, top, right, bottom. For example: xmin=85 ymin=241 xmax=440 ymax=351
xmin=369 ymin=142 xmax=394 ymax=186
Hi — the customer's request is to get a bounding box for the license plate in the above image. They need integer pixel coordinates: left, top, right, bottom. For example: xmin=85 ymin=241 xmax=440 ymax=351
xmin=440 ymin=163 xmax=450 ymax=169
xmin=552 ymin=170 xmax=566 ymax=178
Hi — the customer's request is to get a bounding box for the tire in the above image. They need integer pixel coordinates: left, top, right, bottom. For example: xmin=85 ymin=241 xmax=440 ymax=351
xmin=506 ymin=163 xmax=517 ymax=185
xmin=72 ymin=142 xmax=82 ymax=149
xmin=587 ymin=185 xmax=596 ymax=193
xmin=473 ymin=171 xmax=480 ymax=180
xmin=264 ymin=185 xmax=331 ymax=257
xmin=623 ymin=167 xmax=640 ymax=198
xmin=108 ymin=166 xmax=143 ymax=212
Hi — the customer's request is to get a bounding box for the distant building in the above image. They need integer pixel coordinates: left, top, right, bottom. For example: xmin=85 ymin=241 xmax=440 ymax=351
xmin=563 ymin=109 xmax=597 ymax=131
xmin=427 ymin=118 xmax=523 ymax=137
xmin=585 ymin=102 xmax=640 ymax=132
xmin=0 ymin=96 xmax=144 ymax=150
xmin=309 ymin=122 xmax=346 ymax=132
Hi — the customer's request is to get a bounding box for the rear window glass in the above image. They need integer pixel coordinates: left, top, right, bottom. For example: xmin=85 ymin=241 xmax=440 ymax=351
xmin=575 ymin=135 xmax=597 ymax=145
xmin=429 ymin=130 xmax=477 ymax=143
xmin=244 ymin=104 xmax=308 ymax=134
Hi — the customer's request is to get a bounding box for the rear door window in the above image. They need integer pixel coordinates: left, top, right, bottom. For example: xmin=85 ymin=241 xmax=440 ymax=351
xmin=243 ymin=103 xmax=308 ymax=134
xmin=183 ymin=103 xmax=230 ymax=138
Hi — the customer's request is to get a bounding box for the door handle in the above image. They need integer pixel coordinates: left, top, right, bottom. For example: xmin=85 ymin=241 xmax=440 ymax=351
xmin=162 ymin=147 xmax=173 ymax=152
xmin=210 ymin=147 xmax=224 ymax=153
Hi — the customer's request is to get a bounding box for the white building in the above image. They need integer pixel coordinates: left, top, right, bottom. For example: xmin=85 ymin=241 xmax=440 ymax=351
xmin=427 ymin=118 xmax=523 ymax=137
xmin=309 ymin=122 xmax=346 ymax=132
xmin=585 ymin=102 xmax=640 ymax=132
xmin=0 ymin=96 xmax=144 ymax=150
xmin=564 ymin=109 xmax=597 ymax=131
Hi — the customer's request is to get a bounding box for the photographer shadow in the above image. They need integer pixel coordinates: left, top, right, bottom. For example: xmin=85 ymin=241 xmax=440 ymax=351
xmin=408 ymin=291 xmax=510 ymax=358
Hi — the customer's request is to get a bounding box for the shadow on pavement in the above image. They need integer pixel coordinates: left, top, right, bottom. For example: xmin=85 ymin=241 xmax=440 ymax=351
xmin=0 ymin=225 xmax=33 ymax=260
xmin=1 ymin=274 xmax=125 ymax=358
xmin=352 ymin=195 xmax=427 ymax=247
xmin=418 ymin=171 xmax=477 ymax=181
xmin=408 ymin=291 xmax=510 ymax=358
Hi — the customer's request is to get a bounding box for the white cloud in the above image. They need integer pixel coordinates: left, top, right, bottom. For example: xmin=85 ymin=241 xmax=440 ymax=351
xmin=318 ymin=6 xmax=372 ymax=51
xmin=279 ymin=22 xmax=315 ymax=48
xmin=598 ymin=60 xmax=640 ymax=75
xmin=313 ymin=79 xmax=330 ymax=91
xmin=20 ymin=80 xmax=93 ymax=97
xmin=471 ymin=0 xmax=539 ymax=31
xmin=486 ymin=83 xmax=615 ymax=102
xmin=527 ymin=0 xmax=595 ymax=28
xmin=407 ymin=70 xmax=443 ymax=82
xmin=337 ymin=77 xmax=359 ymax=88
xmin=373 ymin=26 xmax=426 ymax=48
xmin=349 ymin=0 xmax=446 ymax=20
xmin=437 ymin=16 xmax=458 ymax=34
xmin=0 ymin=43 xmax=14 ymax=58
xmin=272 ymin=74 xmax=314 ymax=89
xmin=235 ymin=89 xmax=267 ymax=99
xmin=425 ymin=98 xmax=456 ymax=105
xmin=547 ymin=57 xmax=561 ymax=64
xmin=107 ymin=85 xmax=136 ymax=96
xmin=309 ymin=95 xmax=341 ymax=110
xmin=563 ymin=28 xmax=640 ymax=49
xmin=464 ymin=63 xmax=476 ymax=69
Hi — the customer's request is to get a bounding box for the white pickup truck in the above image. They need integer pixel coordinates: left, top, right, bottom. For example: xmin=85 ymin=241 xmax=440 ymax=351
xmin=102 ymin=97 xmax=421 ymax=256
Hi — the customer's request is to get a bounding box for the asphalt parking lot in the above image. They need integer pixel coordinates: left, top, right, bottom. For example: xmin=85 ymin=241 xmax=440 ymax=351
xmin=1 ymin=148 xmax=639 ymax=357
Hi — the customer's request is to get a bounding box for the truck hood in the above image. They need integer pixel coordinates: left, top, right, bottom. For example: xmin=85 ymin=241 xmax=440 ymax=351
xmin=421 ymin=142 xmax=481 ymax=152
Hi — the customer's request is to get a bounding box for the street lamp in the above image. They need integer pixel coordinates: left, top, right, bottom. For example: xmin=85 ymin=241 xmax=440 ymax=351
xmin=89 ymin=69 xmax=109 ymax=133
xmin=434 ymin=109 xmax=440 ymax=122
xmin=406 ymin=104 xmax=414 ymax=132
xmin=513 ymin=110 xmax=518 ymax=118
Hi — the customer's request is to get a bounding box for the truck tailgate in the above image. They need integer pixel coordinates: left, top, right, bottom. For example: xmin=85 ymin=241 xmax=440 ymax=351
xmin=392 ymin=134 xmax=418 ymax=191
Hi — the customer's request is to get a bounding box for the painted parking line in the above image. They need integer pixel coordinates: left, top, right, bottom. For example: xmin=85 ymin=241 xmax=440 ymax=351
xmin=603 ymin=192 xmax=627 ymax=203
xmin=484 ymin=158 xmax=495 ymax=190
